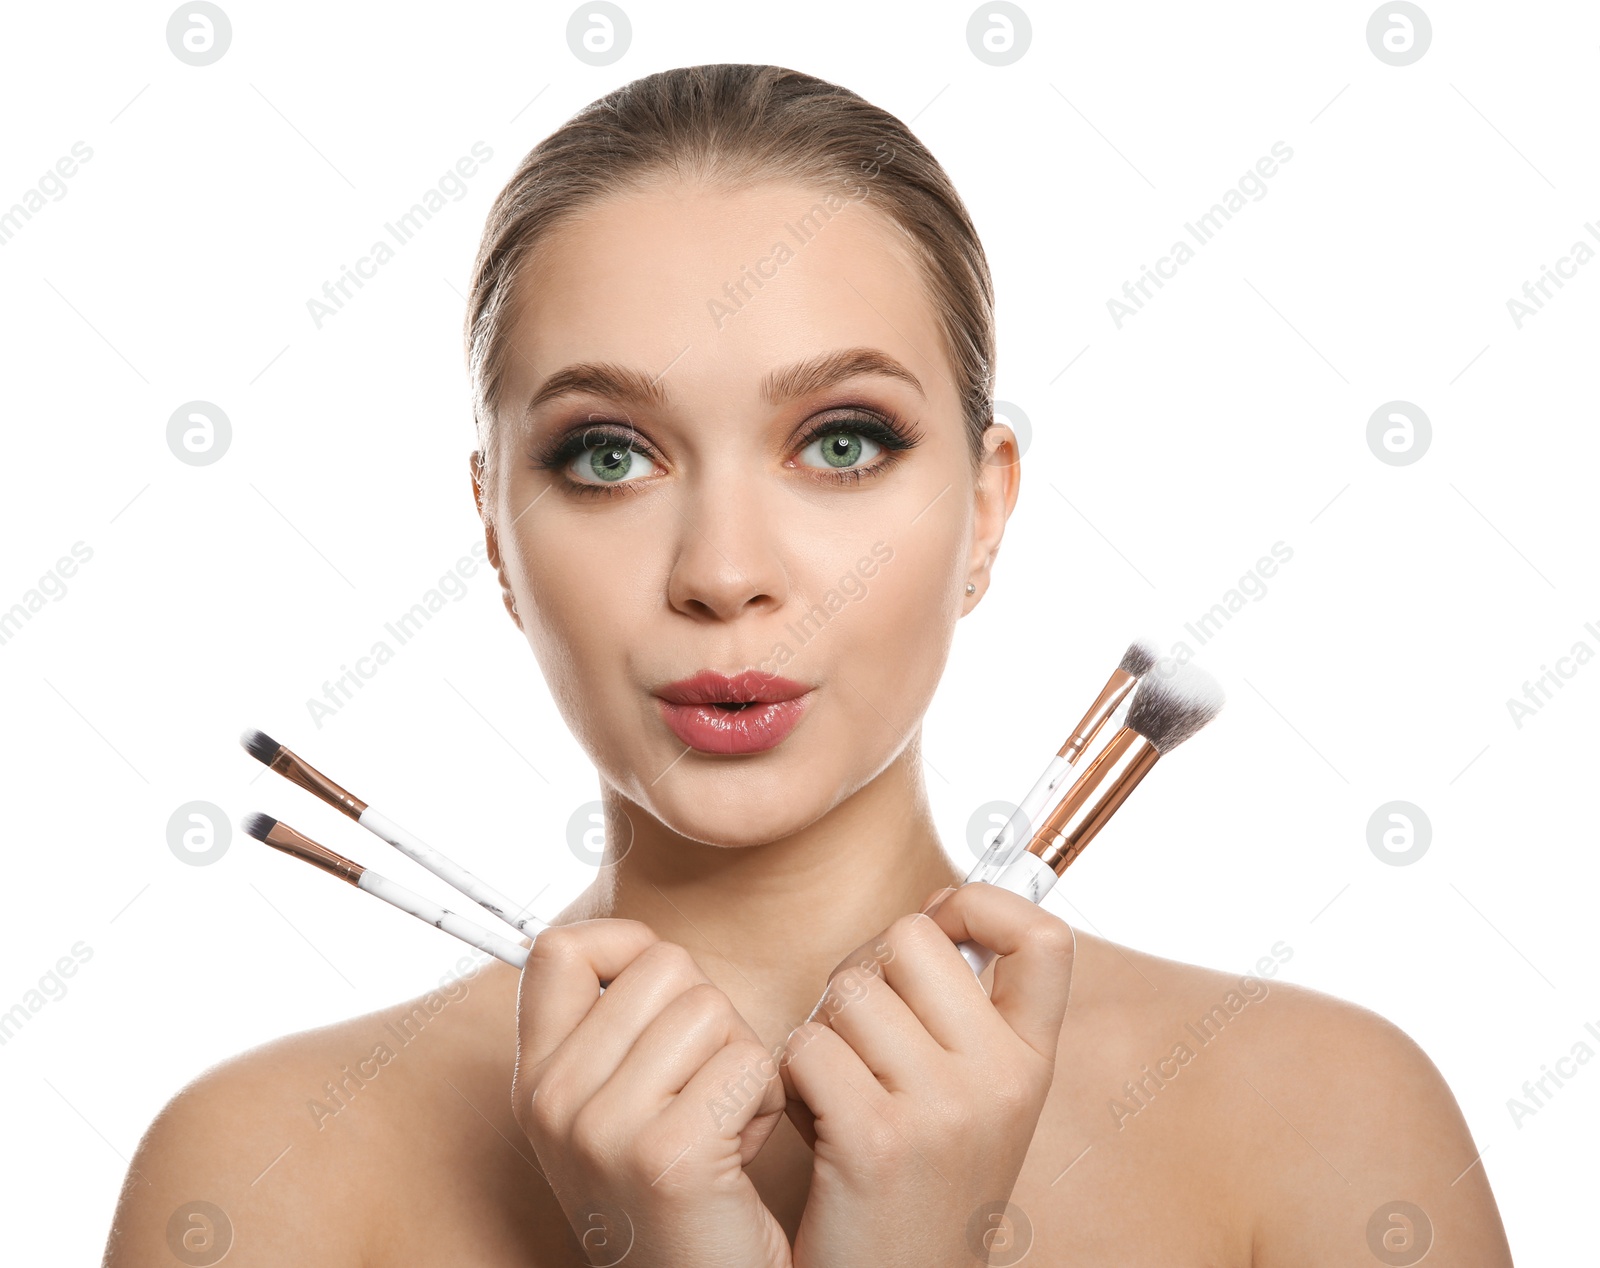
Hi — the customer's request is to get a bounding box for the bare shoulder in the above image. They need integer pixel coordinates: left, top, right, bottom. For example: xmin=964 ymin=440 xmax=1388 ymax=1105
xmin=103 ymin=960 xmax=534 ymax=1266
xmin=1042 ymin=931 xmax=1513 ymax=1266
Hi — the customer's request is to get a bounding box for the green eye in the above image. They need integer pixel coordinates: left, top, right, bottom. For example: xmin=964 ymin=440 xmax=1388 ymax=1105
xmin=799 ymin=428 xmax=884 ymax=471
xmin=571 ymin=439 xmax=658 ymax=485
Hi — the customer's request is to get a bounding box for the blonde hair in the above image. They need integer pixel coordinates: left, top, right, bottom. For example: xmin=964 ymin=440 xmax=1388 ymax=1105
xmin=465 ymin=63 xmax=995 ymax=492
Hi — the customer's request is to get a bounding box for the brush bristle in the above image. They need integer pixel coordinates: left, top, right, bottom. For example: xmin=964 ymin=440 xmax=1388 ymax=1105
xmin=1117 ymin=637 xmax=1163 ymax=678
xmin=240 ymin=727 xmax=282 ymax=766
xmin=241 ymin=812 xmax=279 ymax=842
xmin=1126 ymin=660 xmax=1225 ymax=754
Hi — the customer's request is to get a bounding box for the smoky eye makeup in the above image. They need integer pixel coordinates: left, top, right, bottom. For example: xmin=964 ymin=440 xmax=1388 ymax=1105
xmin=788 ymin=405 xmax=924 ymax=484
xmin=524 ymin=397 xmax=928 ymax=496
xmin=528 ymin=419 xmax=655 ymax=474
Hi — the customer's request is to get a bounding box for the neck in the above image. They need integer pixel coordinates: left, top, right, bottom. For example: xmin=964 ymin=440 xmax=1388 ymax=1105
xmin=558 ymin=741 xmax=965 ymax=1045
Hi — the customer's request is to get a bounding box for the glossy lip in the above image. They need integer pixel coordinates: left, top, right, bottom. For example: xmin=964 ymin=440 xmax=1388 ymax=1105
xmin=653 ymin=669 xmax=812 ymax=706
xmin=655 ymin=694 xmax=812 ymax=754
xmin=652 ymin=670 xmax=815 ymax=755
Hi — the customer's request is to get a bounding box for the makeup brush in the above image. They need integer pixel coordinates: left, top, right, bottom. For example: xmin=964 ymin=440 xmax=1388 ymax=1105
xmin=967 ymin=638 xmax=1162 ymax=886
xmin=242 ymin=813 xmax=532 ymax=968
xmin=241 ymin=728 xmax=546 ymax=937
xmin=955 ymin=658 xmax=1225 ymax=977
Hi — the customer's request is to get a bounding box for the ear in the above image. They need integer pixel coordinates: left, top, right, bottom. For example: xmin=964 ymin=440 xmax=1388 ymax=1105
xmin=470 ymin=450 xmax=523 ymax=632
xmin=965 ymin=421 xmax=1021 ymax=607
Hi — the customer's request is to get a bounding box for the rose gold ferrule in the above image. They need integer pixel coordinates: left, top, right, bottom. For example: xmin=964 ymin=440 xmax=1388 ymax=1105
xmin=263 ymin=821 xmax=365 ymax=886
xmin=268 ymin=747 xmax=367 ymax=820
xmin=1025 ymin=726 xmax=1161 ymax=877
xmin=1057 ymin=668 xmax=1137 ymax=764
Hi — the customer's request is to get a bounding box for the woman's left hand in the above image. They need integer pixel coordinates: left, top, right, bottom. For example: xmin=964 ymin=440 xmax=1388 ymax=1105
xmin=779 ymin=882 xmax=1075 ymax=1267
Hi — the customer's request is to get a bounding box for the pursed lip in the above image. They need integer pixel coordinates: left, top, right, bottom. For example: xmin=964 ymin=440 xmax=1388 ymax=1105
xmin=653 ymin=668 xmax=812 ymax=706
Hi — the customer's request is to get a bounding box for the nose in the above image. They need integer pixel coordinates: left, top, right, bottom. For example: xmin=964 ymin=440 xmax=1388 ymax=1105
xmin=663 ymin=480 xmax=788 ymax=622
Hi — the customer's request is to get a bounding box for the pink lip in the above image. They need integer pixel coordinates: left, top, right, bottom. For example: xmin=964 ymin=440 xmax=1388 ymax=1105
xmin=653 ymin=669 xmax=814 ymax=754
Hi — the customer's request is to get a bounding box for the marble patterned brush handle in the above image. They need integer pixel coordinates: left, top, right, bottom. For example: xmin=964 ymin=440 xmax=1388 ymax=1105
xmin=955 ymin=851 xmax=1059 ymax=977
xmin=357 ymin=870 xmax=532 ymax=967
xmin=360 ymin=807 xmax=547 ymax=937
xmin=966 ymin=697 xmax=1132 ymax=885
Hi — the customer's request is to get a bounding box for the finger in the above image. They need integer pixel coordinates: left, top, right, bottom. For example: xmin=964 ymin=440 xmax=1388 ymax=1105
xmin=584 ymin=980 xmax=756 ymax=1126
xmin=531 ymin=939 xmax=712 ymax=1107
xmin=847 ymin=911 xmax=992 ymax=1053
xmin=812 ymin=954 xmax=941 ymax=1089
xmin=670 ymin=1036 xmax=789 ymax=1167
xmin=921 ymin=882 xmax=1075 ymax=1059
xmin=780 ymin=1018 xmax=884 ymax=1141
xmin=515 ymin=919 xmax=664 ymax=1076
xmin=778 ymin=1035 xmax=817 ymax=1149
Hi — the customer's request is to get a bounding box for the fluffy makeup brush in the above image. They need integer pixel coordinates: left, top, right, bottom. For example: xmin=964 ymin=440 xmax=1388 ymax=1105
xmin=967 ymin=637 xmax=1164 ymax=885
xmin=957 ymin=658 xmax=1225 ymax=976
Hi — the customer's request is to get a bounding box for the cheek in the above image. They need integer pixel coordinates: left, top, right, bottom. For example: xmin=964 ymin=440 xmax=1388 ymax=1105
xmin=819 ymin=524 xmax=963 ymax=716
xmin=499 ymin=521 xmax=647 ymax=713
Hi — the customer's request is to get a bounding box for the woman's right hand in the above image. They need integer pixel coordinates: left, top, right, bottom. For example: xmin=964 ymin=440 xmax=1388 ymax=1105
xmin=512 ymin=919 xmax=792 ymax=1267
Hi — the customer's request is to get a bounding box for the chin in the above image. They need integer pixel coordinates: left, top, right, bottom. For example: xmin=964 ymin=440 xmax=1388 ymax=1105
xmin=639 ymin=763 xmax=841 ymax=848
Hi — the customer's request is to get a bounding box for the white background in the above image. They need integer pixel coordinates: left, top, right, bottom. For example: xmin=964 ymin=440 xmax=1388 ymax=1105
xmin=2 ymin=1 xmax=1594 ymax=1261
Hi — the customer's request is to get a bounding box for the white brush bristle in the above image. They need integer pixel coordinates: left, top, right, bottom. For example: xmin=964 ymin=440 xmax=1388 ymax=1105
xmin=1126 ymin=659 xmax=1225 ymax=753
xmin=1117 ymin=636 xmax=1164 ymax=678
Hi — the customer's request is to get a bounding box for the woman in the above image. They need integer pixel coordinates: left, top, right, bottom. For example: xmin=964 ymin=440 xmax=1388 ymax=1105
xmin=104 ymin=64 xmax=1512 ymax=1266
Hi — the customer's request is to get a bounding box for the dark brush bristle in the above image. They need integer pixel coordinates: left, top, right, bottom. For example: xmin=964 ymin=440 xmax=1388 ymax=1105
xmin=240 ymin=727 xmax=282 ymax=766
xmin=1117 ymin=638 xmax=1162 ymax=678
xmin=1126 ymin=660 xmax=1225 ymax=754
xmin=241 ymin=811 xmax=279 ymax=842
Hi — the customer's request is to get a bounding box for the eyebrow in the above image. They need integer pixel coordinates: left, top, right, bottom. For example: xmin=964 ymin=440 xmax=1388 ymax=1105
xmin=523 ymin=346 xmax=925 ymax=417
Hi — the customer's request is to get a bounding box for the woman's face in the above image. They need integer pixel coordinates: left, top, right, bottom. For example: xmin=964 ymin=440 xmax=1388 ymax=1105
xmin=476 ymin=177 xmax=1015 ymax=847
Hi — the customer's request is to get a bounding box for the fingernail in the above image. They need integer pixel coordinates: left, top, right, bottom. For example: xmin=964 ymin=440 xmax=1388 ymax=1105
xmin=920 ymin=886 xmax=957 ymax=915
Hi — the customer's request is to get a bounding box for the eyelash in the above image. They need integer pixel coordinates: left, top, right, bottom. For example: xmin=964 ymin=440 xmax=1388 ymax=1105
xmin=528 ymin=408 xmax=924 ymax=498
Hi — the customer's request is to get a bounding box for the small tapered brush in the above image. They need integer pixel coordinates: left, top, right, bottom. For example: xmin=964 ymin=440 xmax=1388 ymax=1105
xmin=241 ymin=728 xmax=546 ymax=937
xmin=242 ymin=813 xmax=532 ymax=968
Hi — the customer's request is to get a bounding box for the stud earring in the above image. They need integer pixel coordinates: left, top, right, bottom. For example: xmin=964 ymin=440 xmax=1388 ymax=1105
xmin=965 ymin=582 xmax=976 ymax=595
